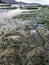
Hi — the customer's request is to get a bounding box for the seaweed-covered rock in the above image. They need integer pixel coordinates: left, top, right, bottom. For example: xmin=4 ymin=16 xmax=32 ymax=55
xmin=0 ymin=36 xmax=49 ymax=65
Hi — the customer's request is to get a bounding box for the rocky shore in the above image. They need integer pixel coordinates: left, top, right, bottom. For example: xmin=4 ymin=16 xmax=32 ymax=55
xmin=0 ymin=8 xmax=49 ymax=65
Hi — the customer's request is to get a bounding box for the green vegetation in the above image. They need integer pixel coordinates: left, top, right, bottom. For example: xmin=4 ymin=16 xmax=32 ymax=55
xmin=13 ymin=7 xmax=49 ymax=30
xmin=35 ymin=53 xmax=49 ymax=65
xmin=14 ymin=14 xmax=34 ymax=20
xmin=26 ymin=6 xmax=38 ymax=9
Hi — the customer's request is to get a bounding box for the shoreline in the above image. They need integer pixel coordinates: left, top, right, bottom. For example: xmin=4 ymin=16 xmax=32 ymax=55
xmin=0 ymin=3 xmax=11 ymax=6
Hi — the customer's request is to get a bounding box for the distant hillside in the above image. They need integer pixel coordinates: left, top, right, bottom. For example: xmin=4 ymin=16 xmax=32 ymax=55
xmin=15 ymin=1 xmax=28 ymax=5
xmin=14 ymin=2 xmax=42 ymax=6
xmin=1 ymin=0 xmax=16 ymax=4
xmin=0 ymin=0 xmax=5 ymax=3
xmin=0 ymin=0 xmax=28 ymax=4
xmin=0 ymin=0 xmax=42 ymax=6
xmin=29 ymin=3 xmax=41 ymax=5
